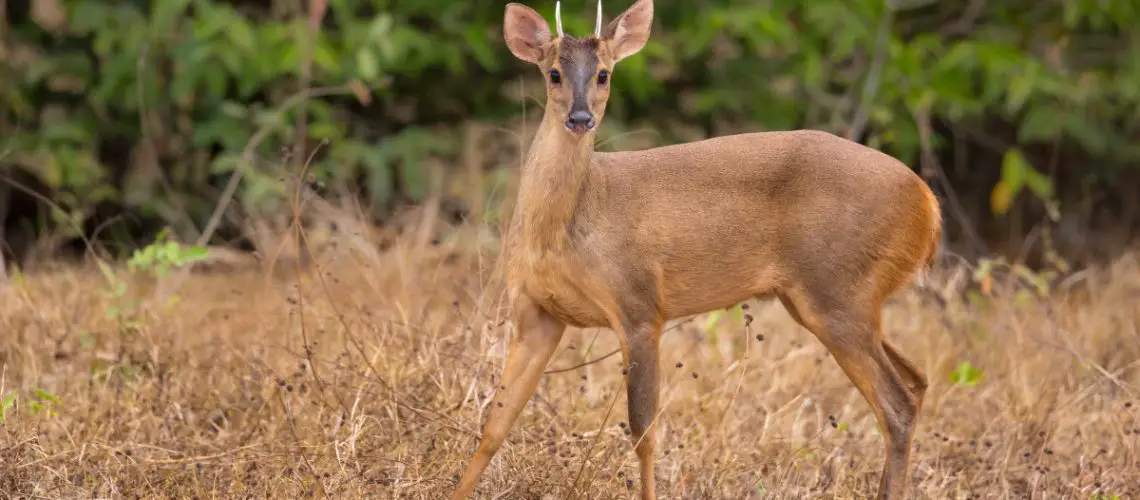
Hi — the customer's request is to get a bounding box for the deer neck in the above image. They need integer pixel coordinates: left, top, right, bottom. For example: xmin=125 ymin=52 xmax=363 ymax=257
xmin=514 ymin=113 xmax=598 ymax=252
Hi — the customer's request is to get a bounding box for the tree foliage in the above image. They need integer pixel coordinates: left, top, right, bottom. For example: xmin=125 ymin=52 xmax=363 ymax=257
xmin=1 ymin=0 xmax=1138 ymax=260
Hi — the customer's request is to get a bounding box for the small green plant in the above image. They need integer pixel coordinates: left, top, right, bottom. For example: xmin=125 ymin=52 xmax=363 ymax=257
xmin=27 ymin=388 xmax=61 ymax=416
xmin=753 ymin=481 xmax=767 ymax=496
xmin=0 ymin=387 xmax=61 ymax=423
xmin=971 ymin=147 xmax=1071 ymax=307
xmin=702 ymin=304 xmax=746 ymax=333
xmin=969 ymin=252 xmax=1068 ymax=307
xmin=949 ymin=361 xmax=984 ymax=387
xmin=0 ymin=393 xmax=16 ymax=422
xmin=127 ymin=228 xmax=209 ymax=278
xmin=97 ymin=260 xmax=134 ymax=322
xmin=990 ymin=148 xmax=1059 ymax=221
xmin=700 ymin=304 xmax=748 ymax=359
xmin=97 ymin=227 xmax=209 ymax=325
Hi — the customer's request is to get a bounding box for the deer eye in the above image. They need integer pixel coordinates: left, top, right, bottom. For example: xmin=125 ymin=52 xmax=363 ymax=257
xmin=549 ymin=70 xmax=562 ymax=85
xmin=597 ymin=70 xmax=609 ymax=85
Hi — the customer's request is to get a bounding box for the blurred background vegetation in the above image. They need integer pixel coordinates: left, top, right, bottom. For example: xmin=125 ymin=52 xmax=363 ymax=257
xmin=2 ymin=0 xmax=1138 ymax=271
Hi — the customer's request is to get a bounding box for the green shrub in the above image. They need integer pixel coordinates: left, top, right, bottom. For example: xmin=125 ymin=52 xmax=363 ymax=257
xmin=2 ymin=0 xmax=1137 ymax=255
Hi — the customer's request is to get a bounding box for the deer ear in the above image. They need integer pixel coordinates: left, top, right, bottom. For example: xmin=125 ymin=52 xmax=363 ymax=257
xmin=504 ymin=3 xmax=553 ymax=65
xmin=602 ymin=0 xmax=652 ymax=63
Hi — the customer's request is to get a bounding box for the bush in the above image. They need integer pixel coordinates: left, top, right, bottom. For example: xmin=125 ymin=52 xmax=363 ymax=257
xmin=2 ymin=0 xmax=1138 ymax=261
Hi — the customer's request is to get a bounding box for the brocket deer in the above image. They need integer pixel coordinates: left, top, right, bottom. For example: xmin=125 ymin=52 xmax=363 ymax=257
xmin=451 ymin=1 xmax=942 ymax=498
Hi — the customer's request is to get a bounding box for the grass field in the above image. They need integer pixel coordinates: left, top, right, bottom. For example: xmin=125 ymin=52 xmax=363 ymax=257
xmin=1 ymin=222 xmax=1138 ymax=499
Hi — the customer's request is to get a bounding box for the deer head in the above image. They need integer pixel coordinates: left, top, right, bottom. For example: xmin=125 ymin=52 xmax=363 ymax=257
xmin=503 ymin=0 xmax=653 ymax=137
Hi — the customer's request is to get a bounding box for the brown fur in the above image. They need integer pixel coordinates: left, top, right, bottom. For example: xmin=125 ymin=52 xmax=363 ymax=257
xmin=451 ymin=2 xmax=943 ymax=499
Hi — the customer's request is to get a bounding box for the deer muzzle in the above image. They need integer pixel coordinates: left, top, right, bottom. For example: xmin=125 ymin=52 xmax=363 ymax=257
xmin=565 ymin=110 xmax=596 ymax=134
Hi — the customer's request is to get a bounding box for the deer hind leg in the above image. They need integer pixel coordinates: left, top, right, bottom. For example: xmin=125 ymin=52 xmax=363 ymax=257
xmin=777 ymin=290 xmax=920 ymax=500
xmin=450 ymin=304 xmax=566 ymax=500
xmin=881 ymin=337 xmax=928 ymax=409
xmin=623 ymin=320 xmax=663 ymax=500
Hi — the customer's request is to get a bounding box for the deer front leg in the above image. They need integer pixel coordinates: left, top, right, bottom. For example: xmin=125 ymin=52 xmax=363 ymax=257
xmin=450 ymin=303 xmax=566 ymax=500
xmin=624 ymin=321 xmax=663 ymax=499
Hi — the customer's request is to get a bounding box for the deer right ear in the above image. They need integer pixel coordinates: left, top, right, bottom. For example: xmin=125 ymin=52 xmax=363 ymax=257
xmin=602 ymin=0 xmax=653 ymax=63
xmin=504 ymin=3 xmax=553 ymax=65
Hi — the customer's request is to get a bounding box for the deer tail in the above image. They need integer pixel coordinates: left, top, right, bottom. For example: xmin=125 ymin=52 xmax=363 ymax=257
xmin=921 ymin=186 xmax=943 ymax=276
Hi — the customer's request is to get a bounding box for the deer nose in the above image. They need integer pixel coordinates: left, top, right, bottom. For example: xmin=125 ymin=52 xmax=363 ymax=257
xmin=565 ymin=110 xmax=596 ymax=133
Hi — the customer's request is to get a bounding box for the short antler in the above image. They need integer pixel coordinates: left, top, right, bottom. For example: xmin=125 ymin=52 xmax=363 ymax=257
xmin=595 ymin=0 xmax=603 ymax=37
xmin=552 ymin=0 xmax=602 ymax=39
xmin=555 ymin=0 xmax=564 ymax=37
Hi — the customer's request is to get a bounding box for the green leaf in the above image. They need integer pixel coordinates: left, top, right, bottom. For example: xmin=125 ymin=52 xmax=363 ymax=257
xmin=202 ymin=65 xmax=228 ymax=97
xmin=313 ymin=38 xmax=342 ymax=76
xmin=703 ymin=310 xmax=725 ymax=333
xmin=1062 ymin=114 xmax=1111 ymax=156
xmin=1024 ymin=170 xmax=1054 ymax=200
xmin=1005 ymin=71 xmax=1035 ymax=115
xmin=220 ymin=102 xmax=248 ymax=119
xmin=802 ymin=50 xmax=823 ymax=88
xmin=990 ymin=180 xmax=1014 ymax=215
xmin=937 ymin=42 xmax=977 ymax=72
xmin=309 ymin=121 xmax=342 ymax=140
xmin=151 ymin=0 xmax=191 ymax=34
xmin=1018 ymin=105 xmax=1066 ymax=143
xmin=368 ymin=14 xmax=393 ymax=42
xmin=0 ymin=393 xmax=16 ymax=422
xmin=182 ymin=246 xmax=209 ymax=262
xmin=949 ymin=361 xmax=983 ymax=387
xmin=166 ymin=243 xmax=179 ymax=261
xmin=42 ymin=121 xmax=92 ymax=144
xmin=356 ymin=48 xmax=380 ymax=81
xmin=998 ymin=148 xmax=1054 ymax=207
xmin=1001 ymin=148 xmax=1031 ymax=196
xmin=227 ymin=18 xmax=257 ymax=53
xmin=32 ymin=388 xmax=60 ymax=405
xmin=191 ymin=2 xmax=231 ymax=39
xmin=209 ymin=153 xmax=243 ymax=175
xmin=464 ymin=26 xmax=497 ymax=71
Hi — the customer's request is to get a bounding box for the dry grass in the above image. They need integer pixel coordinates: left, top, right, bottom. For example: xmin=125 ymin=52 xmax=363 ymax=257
xmin=1 ymin=221 xmax=1139 ymax=499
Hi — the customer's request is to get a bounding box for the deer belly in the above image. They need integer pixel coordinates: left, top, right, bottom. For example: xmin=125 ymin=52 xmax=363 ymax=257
xmin=662 ymin=265 xmax=781 ymax=319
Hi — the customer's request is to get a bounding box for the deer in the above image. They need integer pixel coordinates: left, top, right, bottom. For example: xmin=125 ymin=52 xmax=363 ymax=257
xmin=450 ymin=0 xmax=942 ymax=498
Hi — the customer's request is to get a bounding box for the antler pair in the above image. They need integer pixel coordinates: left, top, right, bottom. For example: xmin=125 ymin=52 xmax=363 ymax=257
xmin=554 ymin=0 xmax=603 ymax=38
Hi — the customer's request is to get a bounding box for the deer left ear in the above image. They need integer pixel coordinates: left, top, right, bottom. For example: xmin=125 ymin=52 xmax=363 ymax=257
xmin=504 ymin=3 xmax=553 ymax=65
xmin=602 ymin=0 xmax=652 ymax=63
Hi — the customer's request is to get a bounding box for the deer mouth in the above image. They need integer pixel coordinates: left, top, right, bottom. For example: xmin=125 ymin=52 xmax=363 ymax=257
xmin=566 ymin=123 xmax=594 ymax=135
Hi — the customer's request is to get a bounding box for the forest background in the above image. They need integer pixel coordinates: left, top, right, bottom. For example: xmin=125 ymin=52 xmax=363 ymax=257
xmin=2 ymin=0 xmax=1138 ymax=268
